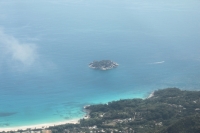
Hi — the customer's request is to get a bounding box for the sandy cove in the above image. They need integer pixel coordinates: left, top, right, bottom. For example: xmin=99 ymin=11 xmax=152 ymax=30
xmin=147 ymin=91 xmax=154 ymax=99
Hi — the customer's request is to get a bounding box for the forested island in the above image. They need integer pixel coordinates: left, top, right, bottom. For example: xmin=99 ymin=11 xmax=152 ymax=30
xmin=2 ymin=88 xmax=200 ymax=133
xmin=89 ymin=60 xmax=118 ymax=70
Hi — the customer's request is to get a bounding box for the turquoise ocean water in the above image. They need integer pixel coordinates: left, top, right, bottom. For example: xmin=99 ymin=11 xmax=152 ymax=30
xmin=0 ymin=0 xmax=200 ymax=129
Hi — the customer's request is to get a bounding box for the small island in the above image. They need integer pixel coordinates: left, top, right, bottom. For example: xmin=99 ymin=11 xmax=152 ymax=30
xmin=89 ymin=60 xmax=119 ymax=70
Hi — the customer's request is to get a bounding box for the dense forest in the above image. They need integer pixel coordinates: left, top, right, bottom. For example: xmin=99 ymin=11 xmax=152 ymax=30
xmin=2 ymin=88 xmax=200 ymax=133
xmin=89 ymin=60 xmax=118 ymax=70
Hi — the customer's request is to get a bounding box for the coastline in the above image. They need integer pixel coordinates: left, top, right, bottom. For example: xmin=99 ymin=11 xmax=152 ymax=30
xmin=0 ymin=119 xmax=79 ymax=132
xmin=1 ymin=92 xmax=153 ymax=132
xmin=147 ymin=91 xmax=155 ymax=99
xmin=88 ymin=60 xmax=119 ymax=70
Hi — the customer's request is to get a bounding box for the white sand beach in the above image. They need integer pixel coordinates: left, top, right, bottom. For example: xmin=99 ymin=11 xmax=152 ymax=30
xmin=147 ymin=91 xmax=154 ymax=99
xmin=0 ymin=119 xmax=79 ymax=132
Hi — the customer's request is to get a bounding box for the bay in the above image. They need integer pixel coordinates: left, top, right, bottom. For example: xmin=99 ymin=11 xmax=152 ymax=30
xmin=0 ymin=0 xmax=200 ymax=128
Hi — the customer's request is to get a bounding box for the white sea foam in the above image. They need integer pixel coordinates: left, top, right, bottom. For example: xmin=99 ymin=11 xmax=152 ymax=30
xmin=150 ymin=61 xmax=165 ymax=64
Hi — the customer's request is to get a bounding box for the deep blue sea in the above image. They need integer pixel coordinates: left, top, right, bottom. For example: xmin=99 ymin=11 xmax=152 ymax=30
xmin=0 ymin=0 xmax=200 ymax=129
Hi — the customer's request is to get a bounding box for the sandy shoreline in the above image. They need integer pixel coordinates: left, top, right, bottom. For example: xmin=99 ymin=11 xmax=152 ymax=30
xmin=0 ymin=93 xmax=154 ymax=132
xmin=147 ymin=91 xmax=155 ymax=99
xmin=0 ymin=119 xmax=79 ymax=132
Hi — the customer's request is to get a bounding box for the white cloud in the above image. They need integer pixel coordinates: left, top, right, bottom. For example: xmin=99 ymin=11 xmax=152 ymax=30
xmin=0 ymin=29 xmax=38 ymax=67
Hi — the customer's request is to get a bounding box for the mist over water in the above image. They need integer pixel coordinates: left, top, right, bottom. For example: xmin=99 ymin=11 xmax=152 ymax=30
xmin=0 ymin=0 xmax=200 ymax=128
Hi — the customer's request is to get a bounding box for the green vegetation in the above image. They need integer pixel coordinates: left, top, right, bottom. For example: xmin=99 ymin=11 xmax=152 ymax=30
xmin=2 ymin=88 xmax=200 ymax=133
xmin=89 ymin=60 xmax=118 ymax=70
xmin=46 ymin=88 xmax=200 ymax=133
xmin=159 ymin=114 xmax=200 ymax=133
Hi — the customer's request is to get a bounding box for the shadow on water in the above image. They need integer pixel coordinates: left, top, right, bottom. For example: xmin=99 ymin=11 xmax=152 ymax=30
xmin=0 ymin=112 xmax=17 ymax=117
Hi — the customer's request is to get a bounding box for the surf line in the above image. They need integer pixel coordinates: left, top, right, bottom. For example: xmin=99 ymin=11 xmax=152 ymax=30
xmin=150 ymin=61 xmax=165 ymax=64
